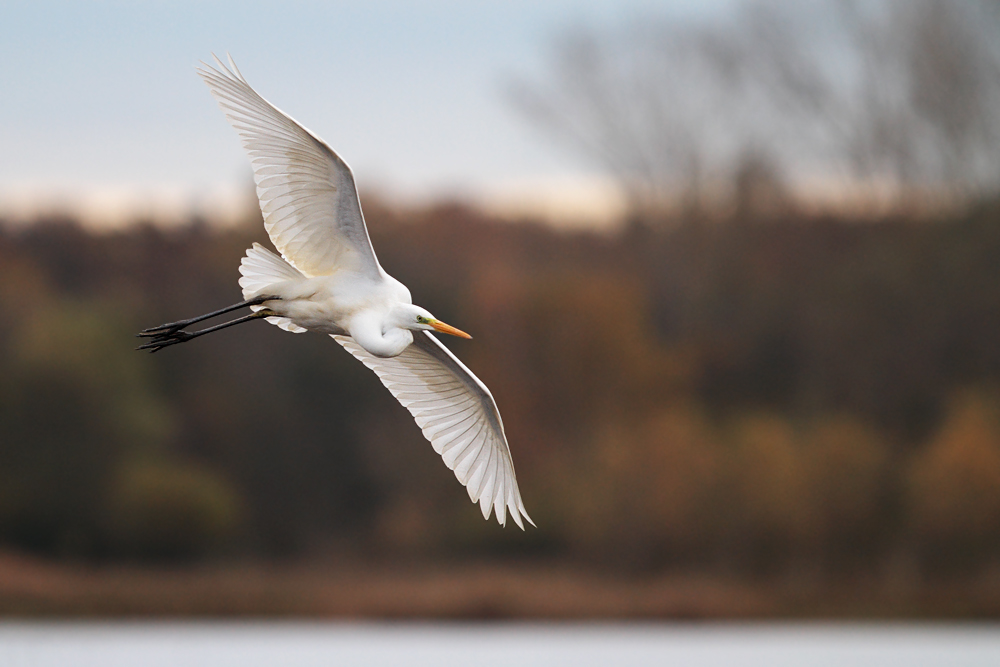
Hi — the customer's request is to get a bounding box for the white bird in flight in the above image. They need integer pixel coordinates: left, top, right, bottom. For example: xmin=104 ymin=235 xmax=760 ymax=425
xmin=138 ymin=55 xmax=533 ymax=529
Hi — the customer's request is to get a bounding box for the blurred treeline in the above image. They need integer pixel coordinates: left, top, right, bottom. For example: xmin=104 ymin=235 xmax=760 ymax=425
xmin=3 ymin=194 xmax=1000 ymax=581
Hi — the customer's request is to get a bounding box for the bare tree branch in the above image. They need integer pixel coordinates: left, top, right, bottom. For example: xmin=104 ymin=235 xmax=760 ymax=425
xmin=510 ymin=0 xmax=1000 ymax=223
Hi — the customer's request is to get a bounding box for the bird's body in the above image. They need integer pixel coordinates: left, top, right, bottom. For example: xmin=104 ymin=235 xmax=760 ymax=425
xmin=247 ymin=253 xmax=410 ymax=346
xmin=138 ymin=55 xmax=532 ymax=528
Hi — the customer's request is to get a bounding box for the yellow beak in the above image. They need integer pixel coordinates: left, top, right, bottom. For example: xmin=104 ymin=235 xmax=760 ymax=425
xmin=430 ymin=319 xmax=472 ymax=339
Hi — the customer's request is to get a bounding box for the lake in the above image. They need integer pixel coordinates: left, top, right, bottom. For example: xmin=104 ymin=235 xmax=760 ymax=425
xmin=1 ymin=623 xmax=998 ymax=666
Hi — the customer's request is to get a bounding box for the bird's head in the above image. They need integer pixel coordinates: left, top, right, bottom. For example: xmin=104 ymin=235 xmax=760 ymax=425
xmin=394 ymin=304 xmax=472 ymax=339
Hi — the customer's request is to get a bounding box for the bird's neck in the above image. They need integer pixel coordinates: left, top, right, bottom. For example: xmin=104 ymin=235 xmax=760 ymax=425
xmin=349 ymin=314 xmax=413 ymax=358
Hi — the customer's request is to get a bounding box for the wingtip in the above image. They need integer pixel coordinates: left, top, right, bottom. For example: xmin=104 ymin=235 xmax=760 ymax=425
xmin=226 ymin=52 xmax=247 ymax=82
xmin=198 ymin=53 xmax=251 ymax=92
xmin=197 ymin=53 xmax=225 ymax=79
xmin=496 ymin=507 xmax=532 ymax=530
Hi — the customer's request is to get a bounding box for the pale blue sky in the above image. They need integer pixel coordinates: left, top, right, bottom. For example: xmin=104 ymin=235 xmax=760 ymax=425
xmin=0 ymin=1 xmax=734 ymax=221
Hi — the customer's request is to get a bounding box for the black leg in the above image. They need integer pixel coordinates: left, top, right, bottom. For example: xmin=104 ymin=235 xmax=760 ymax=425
xmin=137 ymin=309 xmax=275 ymax=353
xmin=138 ymin=294 xmax=277 ymax=338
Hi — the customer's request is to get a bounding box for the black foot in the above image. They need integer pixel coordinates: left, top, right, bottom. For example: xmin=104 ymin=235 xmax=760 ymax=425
xmin=135 ymin=308 xmax=274 ymax=353
xmin=136 ymin=295 xmax=278 ymax=341
xmin=136 ymin=329 xmax=194 ymax=353
xmin=138 ymin=319 xmax=199 ymax=337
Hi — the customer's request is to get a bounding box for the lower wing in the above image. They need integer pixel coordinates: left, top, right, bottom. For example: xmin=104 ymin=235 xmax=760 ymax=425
xmin=333 ymin=331 xmax=532 ymax=529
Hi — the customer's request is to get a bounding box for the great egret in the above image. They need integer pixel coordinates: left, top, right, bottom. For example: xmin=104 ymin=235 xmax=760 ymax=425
xmin=138 ymin=55 xmax=532 ymax=529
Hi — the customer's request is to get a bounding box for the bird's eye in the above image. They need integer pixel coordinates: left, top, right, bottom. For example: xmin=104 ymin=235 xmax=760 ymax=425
xmin=416 ymin=316 xmax=424 ymax=323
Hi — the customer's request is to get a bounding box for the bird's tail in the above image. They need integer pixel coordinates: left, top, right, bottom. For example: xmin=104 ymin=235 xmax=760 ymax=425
xmin=239 ymin=242 xmax=308 ymax=333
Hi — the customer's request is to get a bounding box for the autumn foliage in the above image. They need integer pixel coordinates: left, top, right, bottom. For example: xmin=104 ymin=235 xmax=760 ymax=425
xmin=1 ymin=197 xmax=1000 ymax=581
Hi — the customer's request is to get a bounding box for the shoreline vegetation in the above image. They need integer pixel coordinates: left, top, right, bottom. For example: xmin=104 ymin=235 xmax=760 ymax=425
xmin=2 ymin=550 xmax=999 ymax=620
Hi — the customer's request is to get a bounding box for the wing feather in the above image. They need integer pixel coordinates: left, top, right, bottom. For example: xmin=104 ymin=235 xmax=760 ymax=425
xmin=198 ymin=55 xmax=381 ymax=280
xmin=333 ymin=331 xmax=533 ymax=528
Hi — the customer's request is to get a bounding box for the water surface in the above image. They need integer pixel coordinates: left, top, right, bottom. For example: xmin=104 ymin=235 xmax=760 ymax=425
xmin=1 ymin=622 xmax=998 ymax=666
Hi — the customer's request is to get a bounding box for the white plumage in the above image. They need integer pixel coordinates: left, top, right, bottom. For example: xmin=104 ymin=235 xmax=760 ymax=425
xmin=149 ymin=55 xmax=532 ymax=528
xmin=239 ymin=243 xmax=308 ymax=333
xmin=335 ymin=333 xmax=530 ymax=528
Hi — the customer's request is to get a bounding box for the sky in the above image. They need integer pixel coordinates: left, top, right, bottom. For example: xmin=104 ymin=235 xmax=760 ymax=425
xmin=0 ymin=1 xmax=735 ymax=227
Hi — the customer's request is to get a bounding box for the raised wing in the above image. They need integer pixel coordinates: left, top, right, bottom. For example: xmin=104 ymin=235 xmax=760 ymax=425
xmin=198 ymin=55 xmax=381 ymax=280
xmin=334 ymin=331 xmax=533 ymax=528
